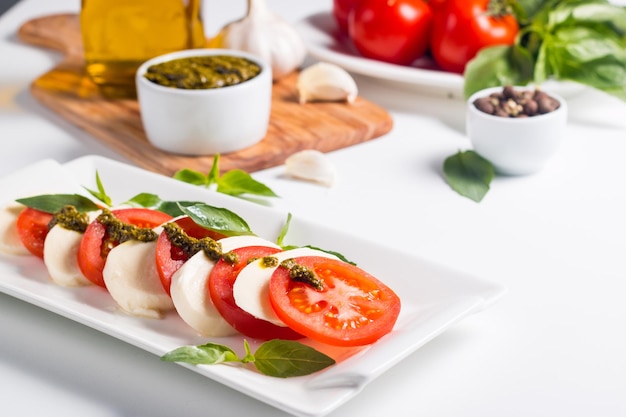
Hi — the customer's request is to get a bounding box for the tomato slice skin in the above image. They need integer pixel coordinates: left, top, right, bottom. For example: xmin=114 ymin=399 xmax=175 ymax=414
xmin=208 ymin=245 xmax=303 ymax=341
xmin=269 ymin=256 xmax=401 ymax=347
xmin=15 ymin=207 xmax=54 ymax=258
xmin=155 ymin=216 xmax=227 ymax=295
xmin=77 ymin=208 xmax=173 ymax=288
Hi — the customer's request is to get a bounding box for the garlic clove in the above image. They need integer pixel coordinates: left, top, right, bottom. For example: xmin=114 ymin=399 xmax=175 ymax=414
xmin=285 ymin=150 xmax=336 ymax=187
xmin=218 ymin=0 xmax=307 ymax=81
xmin=297 ymin=62 xmax=358 ymax=104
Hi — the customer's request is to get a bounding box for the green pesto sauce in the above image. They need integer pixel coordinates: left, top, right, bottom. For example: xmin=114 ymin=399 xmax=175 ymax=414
xmin=222 ymin=251 xmax=239 ymax=265
xmin=162 ymin=222 xmax=222 ymax=261
xmin=97 ymin=209 xmax=158 ymax=244
xmin=144 ymin=55 xmax=261 ymax=90
xmin=162 ymin=221 xmax=244 ymax=265
xmin=260 ymin=256 xmax=279 ymax=268
xmin=280 ymin=258 xmax=324 ymax=291
xmin=49 ymin=205 xmax=90 ymax=233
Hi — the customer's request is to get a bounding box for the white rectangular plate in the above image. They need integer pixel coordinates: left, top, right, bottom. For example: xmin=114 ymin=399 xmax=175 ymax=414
xmin=0 ymin=156 xmax=505 ymax=417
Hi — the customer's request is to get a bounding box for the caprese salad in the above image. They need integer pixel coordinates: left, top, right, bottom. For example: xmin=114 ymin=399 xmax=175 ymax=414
xmin=0 ymin=188 xmax=402 ymax=374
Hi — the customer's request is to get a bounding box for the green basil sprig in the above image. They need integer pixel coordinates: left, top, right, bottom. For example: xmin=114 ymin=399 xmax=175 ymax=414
xmin=276 ymin=213 xmax=355 ymax=264
xmin=178 ymin=203 xmax=254 ymax=237
xmin=125 ymin=193 xmax=193 ymax=217
xmin=464 ymin=0 xmax=626 ymax=101
xmin=84 ymin=171 xmax=113 ymax=206
xmin=125 ymin=193 xmax=255 ymax=237
xmin=16 ymin=194 xmax=100 ymax=213
xmin=443 ymin=150 xmax=495 ymax=202
xmin=162 ymin=339 xmax=335 ymax=378
xmin=174 ymin=154 xmax=279 ymax=199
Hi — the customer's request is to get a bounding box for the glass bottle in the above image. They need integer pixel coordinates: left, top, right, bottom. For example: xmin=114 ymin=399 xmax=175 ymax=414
xmin=80 ymin=0 xmax=205 ymax=98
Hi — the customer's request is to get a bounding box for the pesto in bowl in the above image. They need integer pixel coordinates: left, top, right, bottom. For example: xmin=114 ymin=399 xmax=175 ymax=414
xmin=136 ymin=48 xmax=272 ymax=156
xmin=143 ymin=55 xmax=262 ymax=90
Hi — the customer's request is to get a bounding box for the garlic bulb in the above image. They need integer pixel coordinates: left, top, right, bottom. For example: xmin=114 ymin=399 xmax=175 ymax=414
xmin=297 ymin=62 xmax=358 ymax=104
xmin=285 ymin=150 xmax=336 ymax=187
xmin=215 ymin=0 xmax=307 ymax=81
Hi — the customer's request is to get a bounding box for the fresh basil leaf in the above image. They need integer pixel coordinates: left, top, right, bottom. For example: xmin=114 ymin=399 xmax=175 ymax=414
xmin=125 ymin=193 xmax=190 ymax=217
xmin=179 ymin=203 xmax=254 ymax=236
xmin=207 ymin=154 xmax=221 ymax=186
xmin=546 ymin=1 xmax=626 ymax=32
xmin=305 ymin=245 xmax=356 ymax=265
xmin=16 ymin=194 xmax=100 ymax=213
xmin=217 ymin=169 xmax=279 ymax=198
xmin=253 ymin=340 xmax=335 ymax=378
xmin=126 ymin=192 xmax=163 ymax=209
xmin=241 ymin=339 xmax=255 ymax=364
xmin=276 ymin=213 xmax=354 ymax=264
xmin=161 ymin=343 xmax=239 ymax=365
xmin=84 ymin=170 xmax=113 ymax=206
xmin=537 ymin=25 xmax=626 ymax=99
xmin=162 ymin=339 xmax=335 ymax=378
xmin=276 ymin=213 xmax=292 ymax=246
xmin=517 ymin=0 xmax=547 ymax=21
xmin=173 ymin=168 xmax=209 ymax=187
xmin=443 ymin=150 xmax=495 ymax=203
xmin=465 ymin=0 xmax=626 ymax=103
xmin=464 ymin=45 xmax=534 ymax=98
xmin=173 ymin=154 xmax=277 ymax=200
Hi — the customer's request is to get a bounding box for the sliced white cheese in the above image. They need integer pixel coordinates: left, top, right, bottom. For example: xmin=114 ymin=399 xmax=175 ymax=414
xmin=170 ymin=235 xmax=279 ymax=337
xmin=43 ymin=211 xmax=99 ymax=287
xmin=0 ymin=203 xmax=29 ymax=255
xmin=44 ymin=225 xmax=91 ymax=287
xmin=170 ymin=251 xmax=236 ymax=337
xmin=233 ymin=247 xmax=337 ymax=326
xmin=103 ymin=238 xmax=174 ymax=319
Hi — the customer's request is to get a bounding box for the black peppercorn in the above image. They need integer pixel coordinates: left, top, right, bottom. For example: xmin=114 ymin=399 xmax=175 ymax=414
xmin=473 ymin=86 xmax=560 ymax=118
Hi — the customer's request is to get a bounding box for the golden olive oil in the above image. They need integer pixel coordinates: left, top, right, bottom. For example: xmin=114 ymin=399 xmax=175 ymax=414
xmin=80 ymin=0 xmax=205 ymax=97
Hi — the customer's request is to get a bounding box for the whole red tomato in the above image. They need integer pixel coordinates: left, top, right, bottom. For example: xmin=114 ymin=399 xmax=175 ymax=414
xmin=333 ymin=0 xmax=360 ymax=34
xmin=348 ymin=0 xmax=433 ymax=66
xmin=430 ymin=0 xmax=519 ymax=74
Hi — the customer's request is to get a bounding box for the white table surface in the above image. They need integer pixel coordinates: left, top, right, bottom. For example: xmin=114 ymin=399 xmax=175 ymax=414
xmin=2 ymin=1 xmax=626 ymax=416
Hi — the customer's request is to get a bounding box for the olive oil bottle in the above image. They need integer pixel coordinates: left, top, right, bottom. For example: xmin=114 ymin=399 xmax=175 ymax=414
xmin=80 ymin=0 xmax=205 ymax=97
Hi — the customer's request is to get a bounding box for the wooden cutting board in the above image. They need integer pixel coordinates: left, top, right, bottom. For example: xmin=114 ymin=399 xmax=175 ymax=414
xmin=17 ymin=14 xmax=393 ymax=176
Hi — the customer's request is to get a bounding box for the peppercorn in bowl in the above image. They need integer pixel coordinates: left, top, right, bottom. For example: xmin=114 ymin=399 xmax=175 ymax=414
xmin=136 ymin=48 xmax=272 ymax=156
xmin=466 ymin=85 xmax=567 ymax=175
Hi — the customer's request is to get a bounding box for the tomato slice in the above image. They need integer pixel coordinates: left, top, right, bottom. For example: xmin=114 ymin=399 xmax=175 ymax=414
xmin=269 ymin=256 xmax=401 ymax=347
xmin=155 ymin=216 xmax=227 ymax=295
xmin=15 ymin=207 xmax=54 ymax=258
xmin=77 ymin=208 xmax=173 ymax=288
xmin=208 ymin=245 xmax=303 ymax=341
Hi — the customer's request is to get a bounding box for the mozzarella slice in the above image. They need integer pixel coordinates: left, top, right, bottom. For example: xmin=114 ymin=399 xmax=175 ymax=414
xmin=170 ymin=235 xmax=279 ymax=337
xmin=0 ymin=203 xmax=29 ymax=255
xmin=234 ymin=247 xmax=338 ymax=326
xmin=44 ymin=225 xmax=91 ymax=287
xmin=43 ymin=211 xmax=99 ymax=287
xmin=103 ymin=238 xmax=174 ymax=319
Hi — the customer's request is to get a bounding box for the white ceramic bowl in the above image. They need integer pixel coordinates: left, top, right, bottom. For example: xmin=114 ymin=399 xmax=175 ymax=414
xmin=136 ymin=49 xmax=272 ymax=155
xmin=466 ymin=86 xmax=568 ymax=175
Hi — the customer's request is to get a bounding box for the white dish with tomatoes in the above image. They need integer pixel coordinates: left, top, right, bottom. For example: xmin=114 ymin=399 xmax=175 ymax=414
xmin=296 ymin=11 xmax=465 ymax=99
xmin=0 ymin=155 xmax=505 ymax=417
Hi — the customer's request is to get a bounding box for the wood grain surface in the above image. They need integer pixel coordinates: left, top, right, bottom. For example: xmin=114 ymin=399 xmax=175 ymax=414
xmin=17 ymin=14 xmax=393 ymax=175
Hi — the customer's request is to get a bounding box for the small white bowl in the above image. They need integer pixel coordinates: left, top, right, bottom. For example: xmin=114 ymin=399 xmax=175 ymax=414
xmin=136 ymin=49 xmax=272 ymax=155
xmin=466 ymin=86 xmax=568 ymax=175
